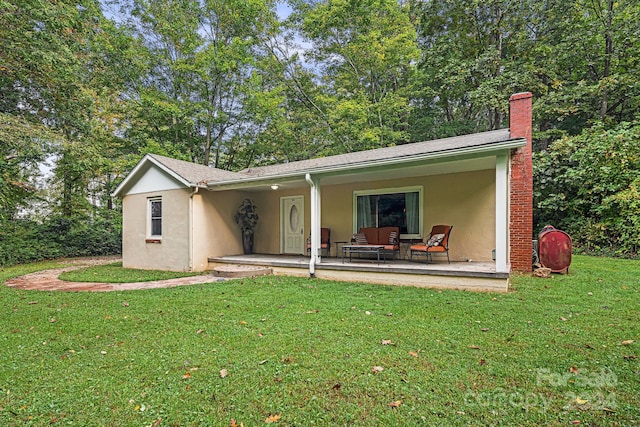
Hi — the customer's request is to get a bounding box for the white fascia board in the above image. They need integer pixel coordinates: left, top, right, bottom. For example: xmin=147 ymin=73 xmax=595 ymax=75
xmin=112 ymin=154 xmax=196 ymax=197
xmin=206 ymin=138 xmax=526 ymax=191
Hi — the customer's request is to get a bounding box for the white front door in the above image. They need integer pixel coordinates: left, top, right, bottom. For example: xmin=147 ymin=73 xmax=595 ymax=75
xmin=281 ymin=196 xmax=304 ymax=254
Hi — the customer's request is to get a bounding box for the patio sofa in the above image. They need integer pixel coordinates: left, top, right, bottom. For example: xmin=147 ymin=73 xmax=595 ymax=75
xmin=353 ymin=226 xmax=400 ymax=260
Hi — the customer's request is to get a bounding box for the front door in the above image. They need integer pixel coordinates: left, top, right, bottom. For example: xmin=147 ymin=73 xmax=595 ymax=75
xmin=281 ymin=196 xmax=304 ymax=254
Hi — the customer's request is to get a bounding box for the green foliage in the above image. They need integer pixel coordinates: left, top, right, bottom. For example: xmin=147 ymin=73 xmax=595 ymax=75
xmin=534 ymin=122 xmax=640 ymax=256
xmin=0 ymin=215 xmax=122 ymax=267
xmin=293 ymin=0 xmax=420 ymax=151
xmin=0 ymin=113 xmax=58 ymax=221
xmin=0 ymin=255 xmax=638 ymax=425
xmin=233 ymin=198 xmax=259 ymax=233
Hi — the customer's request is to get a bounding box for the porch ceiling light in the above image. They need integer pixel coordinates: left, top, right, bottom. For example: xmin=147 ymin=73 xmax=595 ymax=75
xmin=270 ymin=184 xmax=279 ymax=190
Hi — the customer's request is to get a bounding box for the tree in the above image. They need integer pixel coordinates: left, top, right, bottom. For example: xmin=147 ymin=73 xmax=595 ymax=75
xmin=117 ymin=0 xmax=280 ymax=169
xmin=534 ymin=121 xmax=640 ymax=256
xmin=0 ymin=114 xmax=58 ymax=222
xmin=291 ymin=0 xmax=421 ymax=152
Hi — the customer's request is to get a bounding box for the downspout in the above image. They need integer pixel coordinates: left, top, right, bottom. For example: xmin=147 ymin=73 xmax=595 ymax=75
xmin=188 ymin=187 xmax=200 ymax=271
xmin=305 ymin=173 xmax=317 ymax=277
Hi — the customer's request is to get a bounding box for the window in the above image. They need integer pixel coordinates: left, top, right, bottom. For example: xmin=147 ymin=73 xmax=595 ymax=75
xmin=148 ymin=197 xmax=162 ymax=238
xmin=353 ymin=186 xmax=423 ymax=238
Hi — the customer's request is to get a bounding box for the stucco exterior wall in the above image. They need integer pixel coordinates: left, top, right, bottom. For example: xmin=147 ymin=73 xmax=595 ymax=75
xmin=193 ymin=190 xmax=249 ymax=269
xmin=122 ymin=188 xmax=192 ymax=271
xmin=251 ymin=187 xmax=310 ymax=255
xmin=250 ymin=169 xmax=496 ymax=262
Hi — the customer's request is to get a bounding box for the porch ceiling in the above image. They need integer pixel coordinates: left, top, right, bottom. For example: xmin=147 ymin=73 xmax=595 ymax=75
xmin=208 ymin=155 xmax=497 ymax=192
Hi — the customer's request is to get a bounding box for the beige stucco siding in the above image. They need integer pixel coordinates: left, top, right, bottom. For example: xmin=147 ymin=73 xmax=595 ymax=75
xmin=193 ymin=190 xmax=249 ymax=269
xmin=251 ymin=169 xmax=496 ymax=261
xmin=122 ymin=188 xmax=192 ymax=271
xmin=251 ymin=188 xmax=310 ymax=255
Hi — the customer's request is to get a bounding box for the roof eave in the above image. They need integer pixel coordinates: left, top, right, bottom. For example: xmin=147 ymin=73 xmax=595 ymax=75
xmin=206 ymin=138 xmax=526 ymax=190
xmin=112 ymin=154 xmax=196 ymax=198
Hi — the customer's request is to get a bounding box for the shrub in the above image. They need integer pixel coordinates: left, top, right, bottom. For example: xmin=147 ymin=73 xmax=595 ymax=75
xmin=0 ymin=214 xmax=121 ymax=267
xmin=534 ymin=121 xmax=640 ymax=257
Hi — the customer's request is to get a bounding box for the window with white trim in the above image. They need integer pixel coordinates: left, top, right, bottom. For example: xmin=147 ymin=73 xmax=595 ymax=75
xmin=353 ymin=186 xmax=423 ymax=239
xmin=148 ymin=197 xmax=162 ymax=238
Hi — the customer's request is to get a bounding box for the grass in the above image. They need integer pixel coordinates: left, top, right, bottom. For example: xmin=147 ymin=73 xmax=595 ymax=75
xmin=58 ymin=262 xmax=199 ymax=283
xmin=0 ymin=255 xmax=638 ymax=426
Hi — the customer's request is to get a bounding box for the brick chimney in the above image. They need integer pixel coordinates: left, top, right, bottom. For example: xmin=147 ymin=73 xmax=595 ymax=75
xmin=509 ymin=92 xmax=533 ymax=273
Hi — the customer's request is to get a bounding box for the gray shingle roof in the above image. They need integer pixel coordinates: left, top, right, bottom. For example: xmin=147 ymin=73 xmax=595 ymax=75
xmin=239 ymin=129 xmax=514 ymax=179
xmin=148 ymin=154 xmax=244 ymax=185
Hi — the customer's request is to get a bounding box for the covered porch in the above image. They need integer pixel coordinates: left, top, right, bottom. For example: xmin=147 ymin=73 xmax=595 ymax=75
xmin=209 ymin=254 xmax=509 ymax=292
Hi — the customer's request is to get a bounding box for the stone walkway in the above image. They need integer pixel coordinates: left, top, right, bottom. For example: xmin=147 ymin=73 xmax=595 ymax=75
xmin=3 ymin=256 xmax=225 ymax=292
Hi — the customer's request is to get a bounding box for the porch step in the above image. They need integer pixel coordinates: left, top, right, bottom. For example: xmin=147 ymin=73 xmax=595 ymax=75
xmin=213 ymin=264 xmax=273 ymax=279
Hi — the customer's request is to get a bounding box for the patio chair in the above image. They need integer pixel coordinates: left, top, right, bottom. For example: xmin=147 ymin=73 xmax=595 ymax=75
xmin=410 ymin=225 xmax=453 ymax=263
xmin=307 ymin=227 xmax=331 ymax=256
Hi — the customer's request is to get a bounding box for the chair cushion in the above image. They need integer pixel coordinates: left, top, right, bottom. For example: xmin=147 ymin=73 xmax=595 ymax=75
xmin=354 ymin=233 xmax=368 ymax=245
xmin=383 ymin=244 xmax=399 ymax=251
xmin=377 ymin=227 xmax=398 ymax=245
xmin=426 ymin=245 xmax=446 ymax=252
xmin=410 ymin=243 xmax=427 ymax=252
xmin=427 ymin=233 xmax=445 ymax=247
xmin=359 ymin=227 xmax=378 ymax=244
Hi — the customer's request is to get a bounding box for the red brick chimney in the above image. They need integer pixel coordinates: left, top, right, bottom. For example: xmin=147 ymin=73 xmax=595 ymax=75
xmin=509 ymin=92 xmax=533 ymax=273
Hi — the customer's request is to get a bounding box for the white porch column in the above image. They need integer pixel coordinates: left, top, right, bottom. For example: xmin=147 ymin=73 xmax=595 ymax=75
xmin=305 ymin=174 xmax=322 ymax=276
xmin=495 ymin=154 xmax=509 ymax=273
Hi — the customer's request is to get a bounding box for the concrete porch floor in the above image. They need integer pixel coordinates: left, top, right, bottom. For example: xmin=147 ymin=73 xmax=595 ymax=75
xmin=208 ymin=254 xmax=510 ymax=292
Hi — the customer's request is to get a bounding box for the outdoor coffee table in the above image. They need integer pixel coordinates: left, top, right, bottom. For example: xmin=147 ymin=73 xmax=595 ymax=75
xmin=342 ymin=245 xmax=386 ymax=265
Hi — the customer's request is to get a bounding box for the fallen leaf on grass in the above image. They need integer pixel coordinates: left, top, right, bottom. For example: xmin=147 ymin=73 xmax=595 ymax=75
xmin=409 ymin=351 xmax=419 ymax=358
xmin=28 ymin=301 xmax=37 ymax=305
xmin=122 ymin=301 xmax=129 ymax=307
xmin=153 ymin=419 xmax=162 ymax=427
xmin=259 ymin=360 xmax=268 ymax=365
xmin=621 ymin=340 xmax=634 ymax=346
xmin=480 ymin=328 xmax=489 ymax=332
xmin=571 ymin=421 xmax=581 ymax=425
xmin=388 ymin=400 xmax=402 ymax=408
xmin=575 ymin=397 xmax=588 ymax=405
xmin=623 ymin=355 xmax=637 ymax=360
xmin=365 ymin=311 xmax=372 ymax=315
xmin=381 ymin=340 xmax=393 ymax=345
xmin=239 ymin=321 xmax=247 ymax=325
xmin=230 ymin=419 xmax=243 ymax=427
xmin=50 ymin=318 xmax=56 ymax=323
xmin=196 ymin=329 xmax=205 ymax=334
xmin=479 ymin=359 xmax=487 ymax=366
xmin=182 ymin=372 xmax=191 ymax=379
xmin=467 ymin=345 xmax=480 ymax=350
xmin=332 ymin=383 xmax=341 ymax=391
xmin=560 ymin=317 xmax=568 ymax=321
xmin=372 ymin=366 xmax=384 ymax=373
xmin=265 ymin=414 xmax=281 ymax=423
xmin=220 ymin=369 xmax=228 ymax=378
xmin=306 ymin=310 xmax=319 ymax=314
xmin=570 ymin=366 xmax=579 ymax=375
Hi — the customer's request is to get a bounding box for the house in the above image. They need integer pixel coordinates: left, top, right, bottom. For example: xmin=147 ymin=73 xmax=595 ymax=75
xmin=113 ymin=92 xmax=533 ymax=291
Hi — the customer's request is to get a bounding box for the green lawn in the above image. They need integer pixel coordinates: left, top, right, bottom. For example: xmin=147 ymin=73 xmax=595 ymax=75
xmin=59 ymin=262 xmax=200 ymax=283
xmin=0 ymin=255 xmax=638 ymax=426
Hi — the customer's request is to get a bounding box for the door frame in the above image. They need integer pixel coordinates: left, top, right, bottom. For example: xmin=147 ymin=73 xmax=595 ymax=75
xmin=280 ymin=195 xmax=305 ymax=254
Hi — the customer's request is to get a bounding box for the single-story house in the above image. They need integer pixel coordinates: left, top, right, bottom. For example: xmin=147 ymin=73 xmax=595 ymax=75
xmin=113 ymin=92 xmax=533 ymax=292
